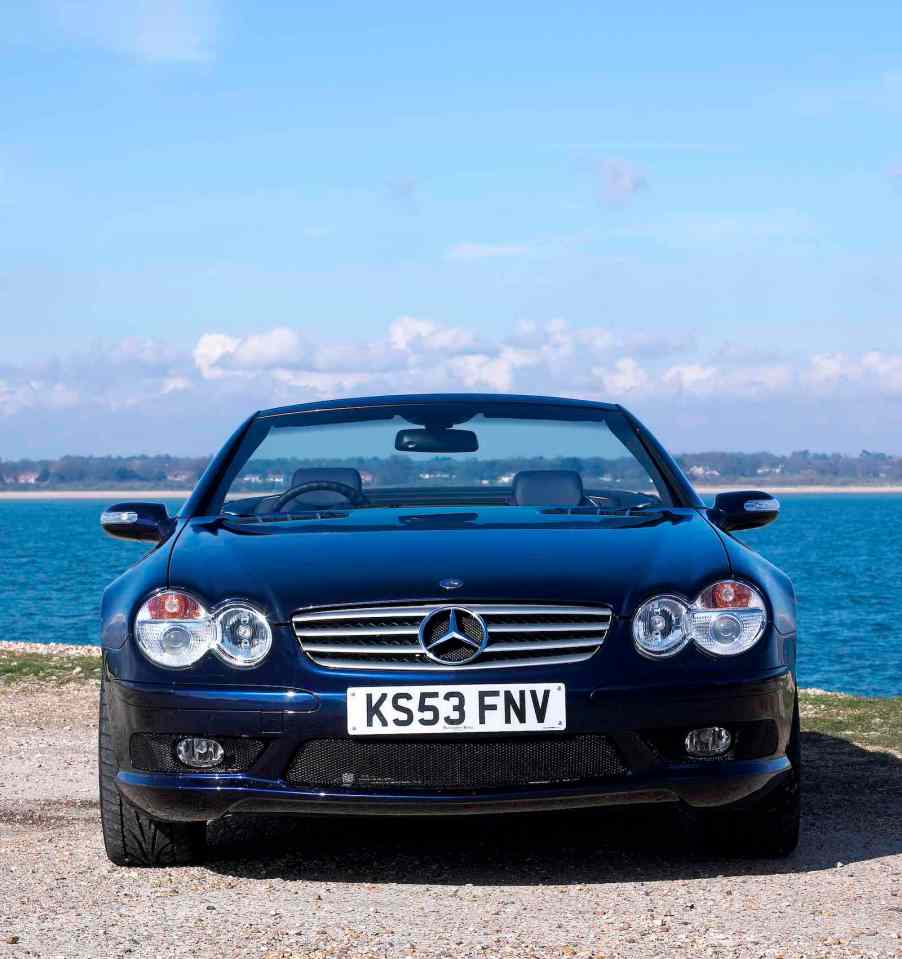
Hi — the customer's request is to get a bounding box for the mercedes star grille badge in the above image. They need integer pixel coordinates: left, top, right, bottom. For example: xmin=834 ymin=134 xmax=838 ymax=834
xmin=418 ymin=606 xmax=488 ymax=665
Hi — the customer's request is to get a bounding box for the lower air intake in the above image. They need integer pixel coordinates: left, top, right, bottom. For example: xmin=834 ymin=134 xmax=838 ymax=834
xmin=285 ymin=735 xmax=627 ymax=791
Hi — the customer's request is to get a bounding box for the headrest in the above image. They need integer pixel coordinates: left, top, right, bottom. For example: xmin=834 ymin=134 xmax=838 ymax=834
xmin=511 ymin=469 xmax=584 ymax=507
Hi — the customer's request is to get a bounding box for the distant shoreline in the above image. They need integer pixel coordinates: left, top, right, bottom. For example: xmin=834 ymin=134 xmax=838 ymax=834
xmin=3 ymin=485 xmax=902 ymax=501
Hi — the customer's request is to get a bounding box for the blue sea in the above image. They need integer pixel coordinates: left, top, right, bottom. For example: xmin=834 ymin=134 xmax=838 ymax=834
xmin=0 ymin=496 xmax=899 ymax=697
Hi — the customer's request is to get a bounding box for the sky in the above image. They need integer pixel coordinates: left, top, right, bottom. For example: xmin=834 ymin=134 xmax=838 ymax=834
xmin=1 ymin=1 xmax=902 ymax=457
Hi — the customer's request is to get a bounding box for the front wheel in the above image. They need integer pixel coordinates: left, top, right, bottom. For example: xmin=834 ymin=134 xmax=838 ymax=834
xmin=98 ymin=673 xmax=206 ymax=867
xmin=697 ymin=696 xmax=801 ymax=858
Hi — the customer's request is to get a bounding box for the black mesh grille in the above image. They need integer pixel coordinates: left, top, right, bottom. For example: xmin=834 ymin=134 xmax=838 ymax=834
xmin=285 ymin=736 xmax=627 ymax=790
xmin=130 ymin=734 xmax=266 ymax=773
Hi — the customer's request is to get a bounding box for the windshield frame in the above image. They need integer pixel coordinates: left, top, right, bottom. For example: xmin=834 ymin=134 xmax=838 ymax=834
xmin=182 ymin=395 xmax=703 ymax=518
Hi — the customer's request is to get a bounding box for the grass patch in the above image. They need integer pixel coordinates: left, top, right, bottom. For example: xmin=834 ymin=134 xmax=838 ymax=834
xmin=0 ymin=650 xmax=101 ymax=685
xmin=800 ymin=690 xmax=901 ymax=753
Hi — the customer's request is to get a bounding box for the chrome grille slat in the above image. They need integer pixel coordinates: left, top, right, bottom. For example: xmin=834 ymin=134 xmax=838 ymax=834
xmin=302 ymin=643 xmax=421 ymax=654
xmin=293 ymin=602 xmax=611 ymax=670
xmin=309 ymin=653 xmax=599 ymax=670
xmin=485 ymin=637 xmax=604 ymax=652
xmin=294 ymin=606 xmax=433 ymax=622
xmin=294 ymin=625 xmax=421 ymax=638
xmin=486 ymin=622 xmax=609 ymax=634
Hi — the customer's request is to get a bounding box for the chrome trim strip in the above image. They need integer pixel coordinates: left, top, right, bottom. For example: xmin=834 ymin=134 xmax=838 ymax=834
xmin=294 ymin=625 xmax=421 ymax=638
xmin=486 ymin=637 xmax=603 ymax=652
xmin=486 ymin=622 xmax=609 ymax=633
xmin=292 ymin=604 xmax=613 ymax=623
xmin=301 ymin=643 xmax=421 ymax=654
xmin=309 ymin=651 xmax=598 ymax=670
xmin=293 ymin=606 xmax=433 ymax=622
xmin=472 ymin=605 xmax=611 ymax=617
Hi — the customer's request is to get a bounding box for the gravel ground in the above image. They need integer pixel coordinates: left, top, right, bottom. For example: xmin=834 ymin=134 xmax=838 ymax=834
xmin=0 ymin=680 xmax=899 ymax=959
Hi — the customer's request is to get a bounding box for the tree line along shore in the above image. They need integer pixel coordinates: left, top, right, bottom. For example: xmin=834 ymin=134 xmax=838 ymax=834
xmin=3 ymin=448 xmax=902 ymax=492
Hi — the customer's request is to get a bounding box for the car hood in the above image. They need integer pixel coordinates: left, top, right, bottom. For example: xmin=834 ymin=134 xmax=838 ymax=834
xmin=169 ymin=508 xmax=731 ymax=621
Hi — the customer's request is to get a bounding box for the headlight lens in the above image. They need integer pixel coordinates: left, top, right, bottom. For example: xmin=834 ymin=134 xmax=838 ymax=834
xmin=632 ymin=580 xmax=767 ymax=659
xmin=689 ymin=580 xmax=767 ymax=656
xmin=632 ymin=595 xmax=691 ymax=658
xmin=213 ymin=603 xmax=272 ymax=667
xmin=135 ymin=591 xmax=216 ymax=668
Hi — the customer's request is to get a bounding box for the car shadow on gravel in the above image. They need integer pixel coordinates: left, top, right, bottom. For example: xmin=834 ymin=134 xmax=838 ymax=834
xmin=205 ymin=732 xmax=900 ymax=883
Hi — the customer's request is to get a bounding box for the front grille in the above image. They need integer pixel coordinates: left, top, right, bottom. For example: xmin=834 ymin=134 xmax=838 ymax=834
xmin=285 ymin=735 xmax=627 ymax=790
xmin=129 ymin=734 xmax=266 ymax=773
xmin=292 ymin=603 xmax=612 ymax=670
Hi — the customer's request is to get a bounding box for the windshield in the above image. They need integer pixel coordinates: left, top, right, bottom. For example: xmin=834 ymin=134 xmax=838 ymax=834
xmin=218 ymin=405 xmax=674 ymax=516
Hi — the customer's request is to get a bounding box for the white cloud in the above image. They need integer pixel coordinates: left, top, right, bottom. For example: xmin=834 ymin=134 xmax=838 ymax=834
xmin=593 ymin=357 xmax=649 ymax=395
xmin=804 ymin=350 xmax=902 ymax=394
xmin=446 ymin=243 xmax=531 ymax=262
xmin=161 ymin=375 xmax=191 ymax=394
xmin=235 ymin=327 xmax=305 ymax=369
xmin=5 ymin=319 xmax=902 ymax=453
xmin=49 ymin=0 xmax=217 ymax=63
xmin=448 ymin=348 xmax=539 ymax=392
xmin=270 ymin=368 xmax=372 ymax=396
xmin=663 ymin=363 xmax=720 ymax=396
xmin=193 ymin=332 xmax=240 ymax=380
xmin=388 ymin=316 xmax=476 ymax=354
xmin=0 ymin=377 xmax=80 ymax=416
xmin=862 ymin=351 xmax=902 ymax=391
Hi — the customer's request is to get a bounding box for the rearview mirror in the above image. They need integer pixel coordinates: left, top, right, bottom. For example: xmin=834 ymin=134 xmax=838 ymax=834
xmin=394 ymin=428 xmax=479 ymax=453
xmin=100 ymin=502 xmax=174 ymax=542
xmin=709 ymin=491 xmax=780 ymax=533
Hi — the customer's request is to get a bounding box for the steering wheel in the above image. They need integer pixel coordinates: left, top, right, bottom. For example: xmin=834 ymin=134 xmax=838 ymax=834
xmin=272 ymin=480 xmax=368 ymax=512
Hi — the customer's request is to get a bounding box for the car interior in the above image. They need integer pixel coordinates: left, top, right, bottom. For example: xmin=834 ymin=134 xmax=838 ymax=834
xmin=222 ymin=467 xmax=662 ymax=518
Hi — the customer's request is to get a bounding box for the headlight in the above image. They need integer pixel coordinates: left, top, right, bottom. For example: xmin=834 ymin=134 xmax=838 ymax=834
xmin=135 ymin=592 xmax=272 ymax=668
xmin=689 ymin=580 xmax=766 ymax=656
xmin=213 ymin=603 xmax=272 ymax=667
xmin=632 ymin=580 xmax=767 ymax=659
xmin=135 ymin=591 xmax=216 ymax=668
xmin=632 ymin=595 xmax=691 ymax=658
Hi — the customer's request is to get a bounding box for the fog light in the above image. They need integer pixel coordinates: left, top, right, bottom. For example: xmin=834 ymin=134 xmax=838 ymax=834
xmin=685 ymin=726 xmax=732 ymax=758
xmin=175 ymin=737 xmax=224 ymax=768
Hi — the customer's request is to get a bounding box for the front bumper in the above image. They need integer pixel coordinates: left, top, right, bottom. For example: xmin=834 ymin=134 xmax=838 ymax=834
xmin=106 ymin=668 xmax=796 ymax=822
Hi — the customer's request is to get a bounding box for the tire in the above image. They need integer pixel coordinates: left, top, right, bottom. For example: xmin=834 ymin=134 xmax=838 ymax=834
xmin=698 ymin=695 xmax=801 ymax=858
xmin=99 ymin=672 xmax=206 ymax=867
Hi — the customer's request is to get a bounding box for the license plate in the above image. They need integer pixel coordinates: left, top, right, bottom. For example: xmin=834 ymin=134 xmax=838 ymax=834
xmin=346 ymin=683 xmax=566 ymax=735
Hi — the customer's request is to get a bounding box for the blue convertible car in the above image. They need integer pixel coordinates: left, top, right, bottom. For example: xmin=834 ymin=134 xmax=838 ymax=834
xmin=99 ymin=393 xmax=799 ymax=865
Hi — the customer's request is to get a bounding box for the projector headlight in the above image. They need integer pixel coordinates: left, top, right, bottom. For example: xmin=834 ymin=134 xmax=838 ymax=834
xmin=213 ymin=603 xmax=272 ymax=668
xmin=632 ymin=580 xmax=767 ymax=659
xmin=135 ymin=591 xmax=216 ymax=668
xmin=632 ymin=595 xmax=691 ymax=658
xmin=689 ymin=580 xmax=767 ymax=656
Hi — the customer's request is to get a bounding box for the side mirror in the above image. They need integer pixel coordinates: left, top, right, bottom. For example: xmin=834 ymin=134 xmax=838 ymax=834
xmin=100 ymin=502 xmax=174 ymax=542
xmin=709 ymin=491 xmax=780 ymax=532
